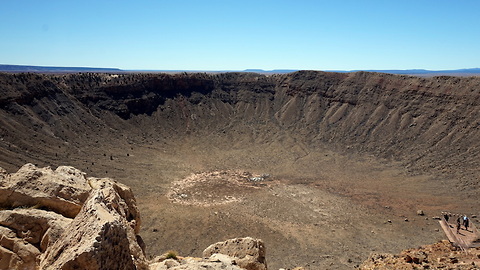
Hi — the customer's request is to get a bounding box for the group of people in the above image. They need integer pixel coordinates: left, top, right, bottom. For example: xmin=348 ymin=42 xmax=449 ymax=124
xmin=443 ymin=212 xmax=471 ymax=234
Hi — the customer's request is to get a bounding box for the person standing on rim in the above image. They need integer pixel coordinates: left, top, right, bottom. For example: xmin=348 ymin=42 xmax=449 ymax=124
xmin=463 ymin=215 xmax=470 ymax=231
xmin=456 ymin=216 xmax=462 ymax=234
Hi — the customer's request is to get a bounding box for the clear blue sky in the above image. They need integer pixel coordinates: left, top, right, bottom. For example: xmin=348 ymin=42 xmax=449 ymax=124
xmin=1 ymin=0 xmax=479 ymax=71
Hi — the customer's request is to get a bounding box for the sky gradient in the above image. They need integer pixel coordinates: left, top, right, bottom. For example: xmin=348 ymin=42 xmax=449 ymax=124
xmin=1 ymin=0 xmax=479 ymax=71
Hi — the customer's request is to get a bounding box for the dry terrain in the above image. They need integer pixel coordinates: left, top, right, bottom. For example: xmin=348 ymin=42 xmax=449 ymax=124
xmin=0 ymin=71 xmax=479 ymax=269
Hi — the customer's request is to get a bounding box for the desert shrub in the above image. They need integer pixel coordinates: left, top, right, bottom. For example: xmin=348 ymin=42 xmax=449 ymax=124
xmin=164 ymin=250 xmax=178 ymax=260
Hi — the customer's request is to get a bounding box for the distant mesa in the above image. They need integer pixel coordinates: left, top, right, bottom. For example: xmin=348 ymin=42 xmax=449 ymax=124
xmin=243 ymin=68 xmax=480 ymax=76
xmin=0 ymin=64 xmax=122 ymax=73
xmin=1 ymin=64 xmax=480 ymax=76
xmin=346 ymin=68 xmax=480 ymax=76
xmin=243 ymin=69 xmax=299 ymax=74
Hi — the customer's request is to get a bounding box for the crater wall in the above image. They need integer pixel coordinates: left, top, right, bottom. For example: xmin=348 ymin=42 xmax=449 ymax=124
xmin=0 ymin=71 xmax=478 ymax=191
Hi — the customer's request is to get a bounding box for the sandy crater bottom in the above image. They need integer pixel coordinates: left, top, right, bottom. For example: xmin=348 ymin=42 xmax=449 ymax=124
xmin=167 ymin=170 xmax=272 ymax=206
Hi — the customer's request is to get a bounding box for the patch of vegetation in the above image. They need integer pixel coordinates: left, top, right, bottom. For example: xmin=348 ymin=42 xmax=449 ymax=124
xmin=164 ymin=250 xmax=178 ymax=260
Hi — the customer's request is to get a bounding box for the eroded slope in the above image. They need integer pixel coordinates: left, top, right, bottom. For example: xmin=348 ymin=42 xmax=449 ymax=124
xmin=0 ymin=71 xmax=478 ymax=191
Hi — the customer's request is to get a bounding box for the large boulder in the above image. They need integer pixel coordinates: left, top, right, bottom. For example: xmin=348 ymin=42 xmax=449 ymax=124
xmin=0 ymin=164 xmax=92 ymax=218
xmin=150 ymin=255 xmax=246 ymax=270
xmin=39 ymin=178 xmax=147 ymax=270
xmin=0 ymin=208 xmax=71 ymax=252
xmin=0 ymin=164 xmax=147 ymax=270
xmin=203 ymin=237 xmax=267 ymax=270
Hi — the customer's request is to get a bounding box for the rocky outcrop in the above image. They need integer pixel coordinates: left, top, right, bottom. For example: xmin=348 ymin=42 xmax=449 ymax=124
xmin=0 ymin=163 xmax=91 ymax=218
xmin=0 ymin=164 xmax=270 ymax=270
xmin=0 ymin=225 xmax=40 ymax=270
xmin=203 ymin=237 xmax=267 ymax=270
xmin=150 ymin=255 xmax=245 ymax=270
xmin=0 ymin=208 xmax=71 ymax=252
xmin=39 ymin=178 xmax=147 ymax=270
xmin=148 ymin=238 xmax=268 ymax=270
xmin=360 ymin=240 xmax=480 ymax=269
xmin=0 ymin=164 xmax=147 ymax=270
